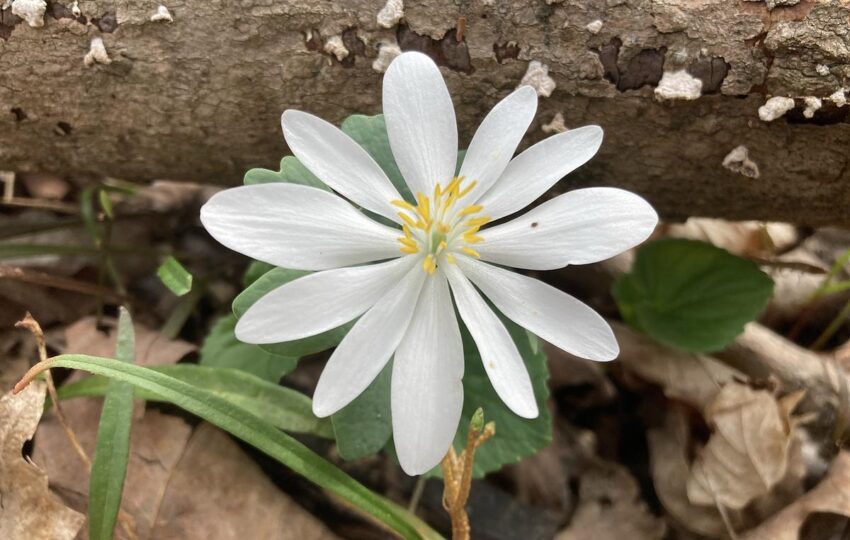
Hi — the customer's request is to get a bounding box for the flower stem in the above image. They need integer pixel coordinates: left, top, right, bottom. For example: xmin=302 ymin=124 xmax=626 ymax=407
xmin=440 ymin=408 xmax=495 ymax=540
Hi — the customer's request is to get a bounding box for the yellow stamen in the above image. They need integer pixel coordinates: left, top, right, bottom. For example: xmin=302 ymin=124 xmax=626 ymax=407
xmin=436 ymin=222 xmax=450 ymax=234
xmin=466 ymin=217 xmax=491 ymax=227
xmin=434 ymin=183 xmax=442 ymax=201
xmin=391 ymin=199 xmax=416 ymax=212
xmin=398 ymin=236 xmax=418 ymax=248
xmin=422 ymin=254 xmax=437 ymax=274
xmin=398 ymin=212 xmax=418 ymax=229
xmin=463 ymin=234 xmax=484 ymax=244
xmin=459 ymin=204 xmax=483 ymax=217
xmin=416 ymin=193 xmax=431 ymax=222
xmin=446 ymin=253 xmax=456 ymax=264
xmin=402 ymin=224 xmax=413 ymax=238
xmin=464 ymin=225 xmax=481 ymax=236
xmin=445 ymin=176 xmax=461 ymax=195
xmin=438 ymin=240 xmax=448 ymax=251
xmin=400 ymin=245 xmax=419 ymax=254
xmin=461 ymin=247 xmax=480 ymax=258
xmin=457 ymin=179 xmax=478 ymax=198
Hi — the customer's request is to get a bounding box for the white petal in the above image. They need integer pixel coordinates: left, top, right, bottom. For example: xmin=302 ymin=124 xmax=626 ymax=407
xmin=456 ymin=256 xmax=618 ymax=361
xmin=312 ymin=263 xmax=426 ymax=417
xmin=476 ymin=125 xmax=603 ymax=220
xmin=383 ymin=52 xmax=458 ymax=197
xmin=282 ymin=110 xmax=404 ymax=223
xmin=200 ymin=183 xmax=401 ymax=271
xmin=459 ymin=86 xmax=537 ymax=203
xmin=477 ymin=188 xmax=658 ymax=270
xmin=235 ymin=256 xmax=417 ymax=344
xmin=444 ymin=263 xmax=537 ymax=418
xmin=392 ymin=271 xmax=463 ymax=475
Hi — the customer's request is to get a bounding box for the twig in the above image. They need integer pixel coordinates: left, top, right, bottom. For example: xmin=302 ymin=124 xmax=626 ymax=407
xmin=14 ymin=313 xmax=139 ymax=540
xmin=408 ymin=476 xmax=427 ymax=513
xmin=440 ymin=408 xmax=495 ymax=540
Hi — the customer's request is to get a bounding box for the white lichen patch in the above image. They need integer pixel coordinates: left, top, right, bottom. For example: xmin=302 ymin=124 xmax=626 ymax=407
xmin=541 ymin=112 xmax=567 ymax=134
xmin=722 ymin=145 xmax=760 ymax=179
xmin=758 ymin=96 xmax=795 ymax=122
xmin=585 ymin=20 xmax=603 ymax=34
xmin=654 ymin=70 xmax=703 ymax=101
xmin=743 ymin=0 xmax=800 ymax=9
xmin=830 ymin=89 xmax=847 ymax=108
xmin=816 ymin=64 xmax=830 ymax=76
xmin=520 ymin=61 xmax=556 ymax=98
xmin=83 ymin=37 xmax=111 ymax=67
xmin=150 ymin=5 xmax=173 ymax=22
xmin=71 ymin=0 xmax=80 ymax=16
xmin=376 ymin=0 xmax=403 ymax=28
xmin=11 ymin=0 xmax=46 ymax=28
xmin=802 ymin=96 xmax=822 ymax=119
xmin=323 ymin=35 xmax=349 ymax=62
xmin=372 ymin=39 xmax=402 ymax=73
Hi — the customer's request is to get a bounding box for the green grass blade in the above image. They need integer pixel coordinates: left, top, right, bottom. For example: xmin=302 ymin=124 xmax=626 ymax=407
xmin=88 ymin=307 xmax=135 ymax=540
xmin=41 ymin=354 xmax=442 ymax=540
xmin=156 ymin=255 xmax=193 ymax=296
xmin=56 ymin=364 xmax=334 ymax=439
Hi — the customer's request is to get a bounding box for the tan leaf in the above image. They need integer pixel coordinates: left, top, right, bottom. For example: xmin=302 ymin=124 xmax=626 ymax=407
xmin=648 ymin=407 xmax=726 ymax=537
xmin=65 ymin=316 xmax=196 ymax=366
xmin=0 ymin=383 xmax=84 ymax=540
xmin=555 ymin=458 xmax=666 ymax=540
xmin=686 ymin=382 xmax=799 ymax=509
xmin=664 ymin=219 xmax=797 ymax=257
xmin=34 ymin=396 xmax=338 ymax=539
xmin=614 ymin=322 xmax=744 ymax=410
xmin=741 ymin=451 xmax=850 ymax=540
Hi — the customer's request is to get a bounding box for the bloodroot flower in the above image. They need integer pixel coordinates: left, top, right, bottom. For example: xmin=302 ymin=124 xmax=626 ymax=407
xmin=201 ymin=52 xmax=658 ymax=475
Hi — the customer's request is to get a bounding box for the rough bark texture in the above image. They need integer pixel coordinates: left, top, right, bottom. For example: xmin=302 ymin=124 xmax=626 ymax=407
xmin=2 ymin=0 xmax=850 ymax=225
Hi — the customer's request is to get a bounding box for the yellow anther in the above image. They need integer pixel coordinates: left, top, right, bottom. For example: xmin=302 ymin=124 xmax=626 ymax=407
xmin=465 ymin=217 xmax=491 ymax=227
xmin=464 ymin=225 xmax=481 ymax=235
xmin=446 ymin=253 xmax=456 ymax=264
xmin=459 ymin=204 xmax=483 ymax=217
xmin=445 ymin=176 xmax=461 ymax=195
xmin=391 ymin=199 xmax=416 ymax=212
xmin=422 ymin=254 xmax=437 ymax=274
xmin=436 ymin=222 xmax=450 ymax=234
xmin=398 ymin=212 xmax=418 ymax=229
xmin=400 ymin=245 xmax=419 ymax=254
xmin=461 ymin=247 xmax=481 ymax=258
xmin=402 ymin=224 xmax=413 ymax=238
xmin=463 ymin=234 xmax=484 ymax=244
xmin=434 ymin=183 xmax=442 ymax=201
xmin=398 ymin=236 xmax=418 ymax=248
xmin=438 ymin=240 xmax=448 ymax=251
xmin=457 ymin=179 xmax=478 ymax=198
xmin=416 ymin=193 xmax=431 ymax=222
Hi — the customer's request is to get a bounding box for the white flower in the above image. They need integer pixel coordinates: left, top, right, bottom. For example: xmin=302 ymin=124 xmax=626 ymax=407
xmin=201 ymin=52 xmax=658 ymax=475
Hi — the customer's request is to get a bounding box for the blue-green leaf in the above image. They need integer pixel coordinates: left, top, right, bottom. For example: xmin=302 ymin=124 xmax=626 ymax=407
xmin=332 ymin=363 xmax=392 ymax=460
xmin=612 ymin=238 xmax=774 ymax=352
xmin=244 ymin=156 xmax=329 ymax=191
xmin=200 ymin=315 xmax=297 ymax=382
xmin=88 ymin=307 xmax=134 ymax=540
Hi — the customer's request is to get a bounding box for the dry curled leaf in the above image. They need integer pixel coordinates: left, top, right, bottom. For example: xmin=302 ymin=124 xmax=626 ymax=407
xmin=741 ymin=451 xmax=850 ymax=540
xmin=556 ymin=458 xmax=666 ymax=540
xmin=615 ymin=322 xmax=744 ymax=410
xmin=664 ymin=219 xmax=797 ymax=258
xmin=686 ymin=383 xmax=803 ymax=510
xmin=0 ymin=382 xmax=84 ymax=540
xmin=648 ymin=407 xmax=726 ymax=538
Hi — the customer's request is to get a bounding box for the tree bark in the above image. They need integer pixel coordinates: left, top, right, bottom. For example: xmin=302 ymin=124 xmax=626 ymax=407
xmin=2 ymin=0 xmax=849 ymax=225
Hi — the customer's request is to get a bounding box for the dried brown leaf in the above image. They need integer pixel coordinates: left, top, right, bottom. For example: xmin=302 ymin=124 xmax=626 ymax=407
xmin=556 ymin=458 xmax=666 ymax=540
xmin=648 ymin=407 xmax=726 ymax=537
xmin=664 ymin=219 xmax=797 ymax=257
xmin=65 ymin=316 xmax=195 ymax=366
xmin=741 ymin=451 xmax=850 ymax=540
xmin=615 ymin=322 xmax=744 ymax=410
xmin=686 ymin=383 xmax=800 ymax=510
xmin=0 ymin=382 xmax=84 ymax=540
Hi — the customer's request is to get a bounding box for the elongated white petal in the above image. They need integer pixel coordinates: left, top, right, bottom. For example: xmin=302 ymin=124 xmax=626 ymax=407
xmin=312 ymin=264 xmax=427 ymax=417
xmin=477 ymin=188 xmax=658 ymax=270
xmin=456 ymin=256 xmax=618 ymax=361
xmin=200 ymin=183 xmax=401 ymax=271
xmin=459 ymin=86 xmax=537 ymax=204
xmin=383 ymin=52 xmax=458 ymax=197
xmin=444 ymin=263 xmax=537 ymax=418
xmin=235 ymin=257 xmax=417 ymax=344
xmin=282 ymin=110 xmax=404 ymax=223
xmin=476 ymin=126 xmax=603 ymax=220
xmin=392 ymin=271 xmax=463 ymax=475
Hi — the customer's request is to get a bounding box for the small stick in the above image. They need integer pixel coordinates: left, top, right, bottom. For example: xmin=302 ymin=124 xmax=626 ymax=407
xmin=456 ymin=17 xmax=466 ymax=42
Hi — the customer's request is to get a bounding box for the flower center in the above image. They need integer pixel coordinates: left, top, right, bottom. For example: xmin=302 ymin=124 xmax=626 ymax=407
xmin=392 ymin=176 xmax=490 ymax=275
